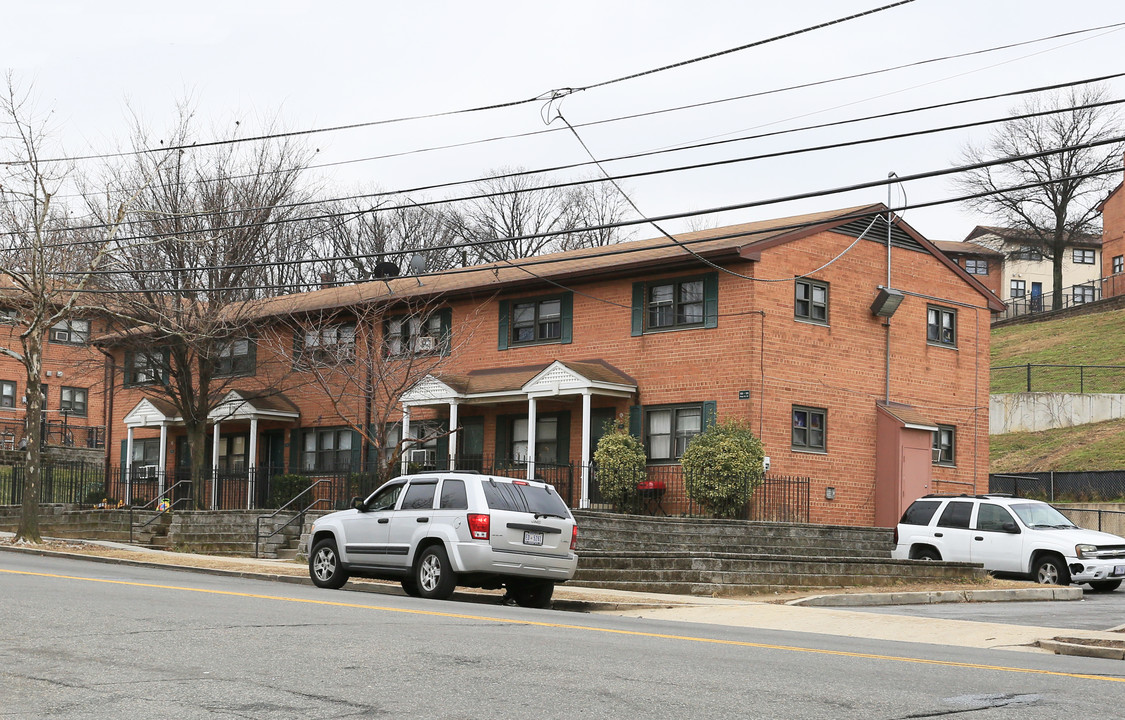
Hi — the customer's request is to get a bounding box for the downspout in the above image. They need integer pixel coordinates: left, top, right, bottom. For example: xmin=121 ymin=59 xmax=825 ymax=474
xmin=885 ymin=175 xmax=895 ymax=404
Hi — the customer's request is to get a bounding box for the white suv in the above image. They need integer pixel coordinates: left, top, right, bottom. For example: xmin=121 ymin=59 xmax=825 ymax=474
xmin=307 ymin=472 xmax=578 ymax=607
xmin=892 ymin=494 xmax=1125 ymax=591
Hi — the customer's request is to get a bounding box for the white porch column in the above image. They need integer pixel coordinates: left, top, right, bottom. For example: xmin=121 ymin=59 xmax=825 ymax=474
xmin=580 ymin=390 xmax=592 ymax=509
xmin=211 ymin=421 xmax=221 ymax=510
xmin=400 ymin=405 xmax=412 ymax=476
xmin=247 ymin=416 xmax=259 ymax=510
xmin=447 ymin=401 xmax=459 ymax=471
xmin=526 ymin=396 xmax=537 ymax=480
xmin=157 ymin=424 xmax=168 ymax=498
xmin=125 ymin=427 xmax=135 ymax=505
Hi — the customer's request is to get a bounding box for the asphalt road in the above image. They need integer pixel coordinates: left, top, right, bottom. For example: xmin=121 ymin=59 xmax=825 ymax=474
xmin=2 ymin=553 xmax=1123 ymax=720
xmin=847 ymin=586 xmax=1125 ymax=631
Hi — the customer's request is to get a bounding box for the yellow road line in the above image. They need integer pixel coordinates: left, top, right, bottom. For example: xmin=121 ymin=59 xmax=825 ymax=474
xmin=4 ymin=568 xmax=1123 ymax=684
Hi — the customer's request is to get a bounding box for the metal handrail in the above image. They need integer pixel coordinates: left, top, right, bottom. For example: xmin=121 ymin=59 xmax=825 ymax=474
xmin=254 ymin=479 xmax=334 ymax=558
xmin=1055 ymin=506 xmax=1125 ymax=533
xmin=128 ymin=480 xmax=193 ymax=543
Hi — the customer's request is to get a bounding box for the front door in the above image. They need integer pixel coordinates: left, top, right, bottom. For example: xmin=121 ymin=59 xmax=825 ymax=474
xmin=458 ymin=416 xmax=484 ymax=472
xmin=341 ymin=480 xmax=404 ymax=568
xmin=1031 ymin=282 xmax=1043 ymax=311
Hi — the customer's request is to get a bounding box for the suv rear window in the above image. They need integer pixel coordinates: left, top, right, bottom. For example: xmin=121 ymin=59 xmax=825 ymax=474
xmin=901 ymin=500 xmax=941 ymax=526
xmin=482 ymin=479 xmax=570 ymax=517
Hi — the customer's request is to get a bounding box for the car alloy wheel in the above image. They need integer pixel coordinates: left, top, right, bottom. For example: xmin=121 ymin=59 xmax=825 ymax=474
xmin=419 ymin=552 xmax=442 ymax=592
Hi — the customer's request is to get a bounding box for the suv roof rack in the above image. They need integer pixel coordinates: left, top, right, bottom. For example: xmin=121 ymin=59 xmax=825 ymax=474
xmin=919 ymin=493 xmax=1010 ymax=500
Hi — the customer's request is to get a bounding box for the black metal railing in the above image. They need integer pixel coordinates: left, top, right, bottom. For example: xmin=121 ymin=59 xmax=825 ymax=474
xmin=254 ymin=479 xmax=335 ymax=558
xmin=1055 ymin=507 xmax=1125 ymax=533
xmin=993 ymin=278 xmax=1110 ymax=322
xmin=0 ymin=460 xmax=107 ymax=506
xmin=990 ymin=471 xmax=1125 ymax=502
xmin=0 ymin=420 xmax=106 ymax=451
xmin=991 ymin=363 xmax=1125 ymax=394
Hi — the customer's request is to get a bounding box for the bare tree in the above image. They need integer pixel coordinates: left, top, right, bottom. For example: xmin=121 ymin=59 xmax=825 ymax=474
xmin=309 ymin=195 xmax=463 ymax=284
xmin=271 ymin=296 xmax=485 ymax=485
xmin=448 ymin=170 xmax=630 ymax=263
xmin=956 ymin=84 xmax=1123 ymax=309
xmin=0 ymin=77 xmax=132 ymax=542
xmin=91 ymin=106 xmax=314 ymax=505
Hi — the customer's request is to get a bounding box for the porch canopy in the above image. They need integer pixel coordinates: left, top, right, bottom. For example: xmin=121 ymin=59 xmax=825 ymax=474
xmin=399 ymin=359 xmax=637 ymax=506
xmin=122 ymin=390 xmax=300 ymax=505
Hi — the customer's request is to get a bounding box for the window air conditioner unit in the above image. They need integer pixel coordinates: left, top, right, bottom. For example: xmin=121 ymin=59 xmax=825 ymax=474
xmin=136 ymin=465 xmax=158 ymax=479
xmin=51 ymin=329 xmax=70 ymax=342
xmin=417 ymin=336 xmax=436 ymax=352
xmin=408 ymin=449 xmax=436 ymax=466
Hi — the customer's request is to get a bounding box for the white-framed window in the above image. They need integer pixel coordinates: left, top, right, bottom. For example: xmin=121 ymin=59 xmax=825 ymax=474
xmin=297 ymin=323 xmax=355 ymax=367
xmin=932 ymin=425 xmax=955 ymax=466
xmin=0 ymin=381 xmax=15 ymax=408
xmin=927 ymin=306 xmax=957 ymax=347
xmin=794 ymin=279 xmax=828 ymax=324
xmin=1073 ymin=285 xmax=1097 ymax=305
xmin=964 ymin=259 xmax=988 ymax=275
xmin=1114 ymin=255 xmax=1124 ymax=274
xmin=49 ymin=318 xmax=90 ymax=345
xmin=60 ymin=387 xmax=87 ymax=417
xmin=301 ymin=428 xmax=353 ymax=472
xmin=511 ymin=297 xmax=562 ymax=344
xmin=645 ymin=404 xmax=703 ymax=461
xmin=216 ymin=339 xmax=254 ymax=377
xmin=386 ymin=313 xmax=447 ymax=356
xmin=1072 ymin=248 xmax=1096 ymax=264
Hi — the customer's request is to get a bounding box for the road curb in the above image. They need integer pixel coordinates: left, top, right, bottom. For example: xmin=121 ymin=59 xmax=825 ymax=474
xmin=1037 ymin=638 xmax=1125 ymax=660
xmin=787 ymin=586 xmax=1083 ymax=607
xmin=0 ymin=543 xmax=609 ymax=612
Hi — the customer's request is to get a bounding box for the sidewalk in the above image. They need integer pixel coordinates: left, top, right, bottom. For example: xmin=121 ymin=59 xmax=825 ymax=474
xmin=3 ymin=533 xmax=1123 ymax=657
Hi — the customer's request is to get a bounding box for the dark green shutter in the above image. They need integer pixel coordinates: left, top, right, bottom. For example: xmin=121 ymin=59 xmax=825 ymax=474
xmin=292 ymin=330 xmax=303 ymax=369
xmin=160 ymin=349 xmax=171 ymax=385
xmin=120 ymin=439 xmax=128 ymax=487
xmin=350 ymin=430 xmax=363 ymax=472
xmin=439 ymin=308 xmax=453 ymax=356
xmin=497 ymin=300 xmax=510 ymax=350
xmin=122 ymin=352 xmax=132 ymax=386
xmin=560 ymin=292 xmax=573 ymax=344
xmin=631 ymin=282 xmax=645 ymax=336
xmin=554 ymin=411 xmax=571 ymax=466
xmin=495 ymin=415 xmax=511 ymax=463
xmin=702 ymin=401 xmax=717 ymax=430
xmin=289 ymin=429 xmax=301 ymax=472
xmin=246 ymin=339 xmax=257 ymax=375
xmin=628 ymin=405 xmax=642 ymax=438
xmin=703 ymin=272 xmax=719 ymax=329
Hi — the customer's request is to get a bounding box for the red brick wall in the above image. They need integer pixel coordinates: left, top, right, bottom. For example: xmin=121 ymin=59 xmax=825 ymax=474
xmin=1102 ymin=185 xmax=1125 ymax=297
xmin=0 ymin=317 xmax=108 ymax=447
xmin=106 ymin=227 xmax=991 ymax=527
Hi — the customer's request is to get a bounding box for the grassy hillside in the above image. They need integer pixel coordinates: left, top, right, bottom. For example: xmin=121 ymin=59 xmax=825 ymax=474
xmin=990 ymin=308 xmax=1125 ymax=472
xmin=991 ymin=310 xmax=1125 ymax=393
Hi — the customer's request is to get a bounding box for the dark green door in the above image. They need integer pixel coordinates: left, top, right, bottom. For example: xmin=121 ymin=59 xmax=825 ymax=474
xmin=458 ymin=417 xmax=484 ymax=472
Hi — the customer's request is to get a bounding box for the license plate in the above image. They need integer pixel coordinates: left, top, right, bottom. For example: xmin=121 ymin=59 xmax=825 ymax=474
xmin=1114 ymin=565 xmax=1125 ymax=576
xmin=523 ymin=531 xmax=543 ymax=546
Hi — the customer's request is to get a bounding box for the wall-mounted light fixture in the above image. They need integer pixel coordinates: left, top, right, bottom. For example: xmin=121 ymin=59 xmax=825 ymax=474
xmin=870 ymin=287 xmax=904 ymax=318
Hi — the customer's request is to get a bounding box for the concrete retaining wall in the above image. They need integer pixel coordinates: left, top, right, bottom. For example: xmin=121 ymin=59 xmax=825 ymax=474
xmin=1056 ymin=503 xmax=1125 ymax=536
xmin=990 ymin=392 xmax=1125 ymax=434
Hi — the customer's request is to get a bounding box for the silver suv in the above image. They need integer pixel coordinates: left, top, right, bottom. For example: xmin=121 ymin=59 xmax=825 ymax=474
xmin=892 ymin=494 xmax=1125 ymax=591
xmin=307 ymin=472 xmax=578 ymax=607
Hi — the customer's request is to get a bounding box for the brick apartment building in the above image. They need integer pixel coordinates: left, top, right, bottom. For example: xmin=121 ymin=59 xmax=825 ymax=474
xmin=0 ymin=310 xmax=108 ymax=453
xmin=1099 ymin=167 xmax=1125 ymax=298
xmin=101 ymin=204 xmax=1002 ymax=527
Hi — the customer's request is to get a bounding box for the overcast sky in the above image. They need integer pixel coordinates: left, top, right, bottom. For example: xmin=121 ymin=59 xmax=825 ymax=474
xmin=4 ymin=0 xmax=1125 ymax=244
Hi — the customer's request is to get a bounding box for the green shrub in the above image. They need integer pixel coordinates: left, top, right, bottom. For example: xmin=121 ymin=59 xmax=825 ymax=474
xmin=680 ymin=419 xmax=764 ymax=518
xmin=593 ymin=419 xmax=646 ymax=511
xmin=267 ymin=474 xmax=313 ymax=509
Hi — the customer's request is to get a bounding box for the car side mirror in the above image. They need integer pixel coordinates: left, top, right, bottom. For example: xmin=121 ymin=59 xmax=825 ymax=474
xmin=1002 ymin=522 xmax=1019 ymax=534
xmin=352 ymin=496 xmax=368 ymax=512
